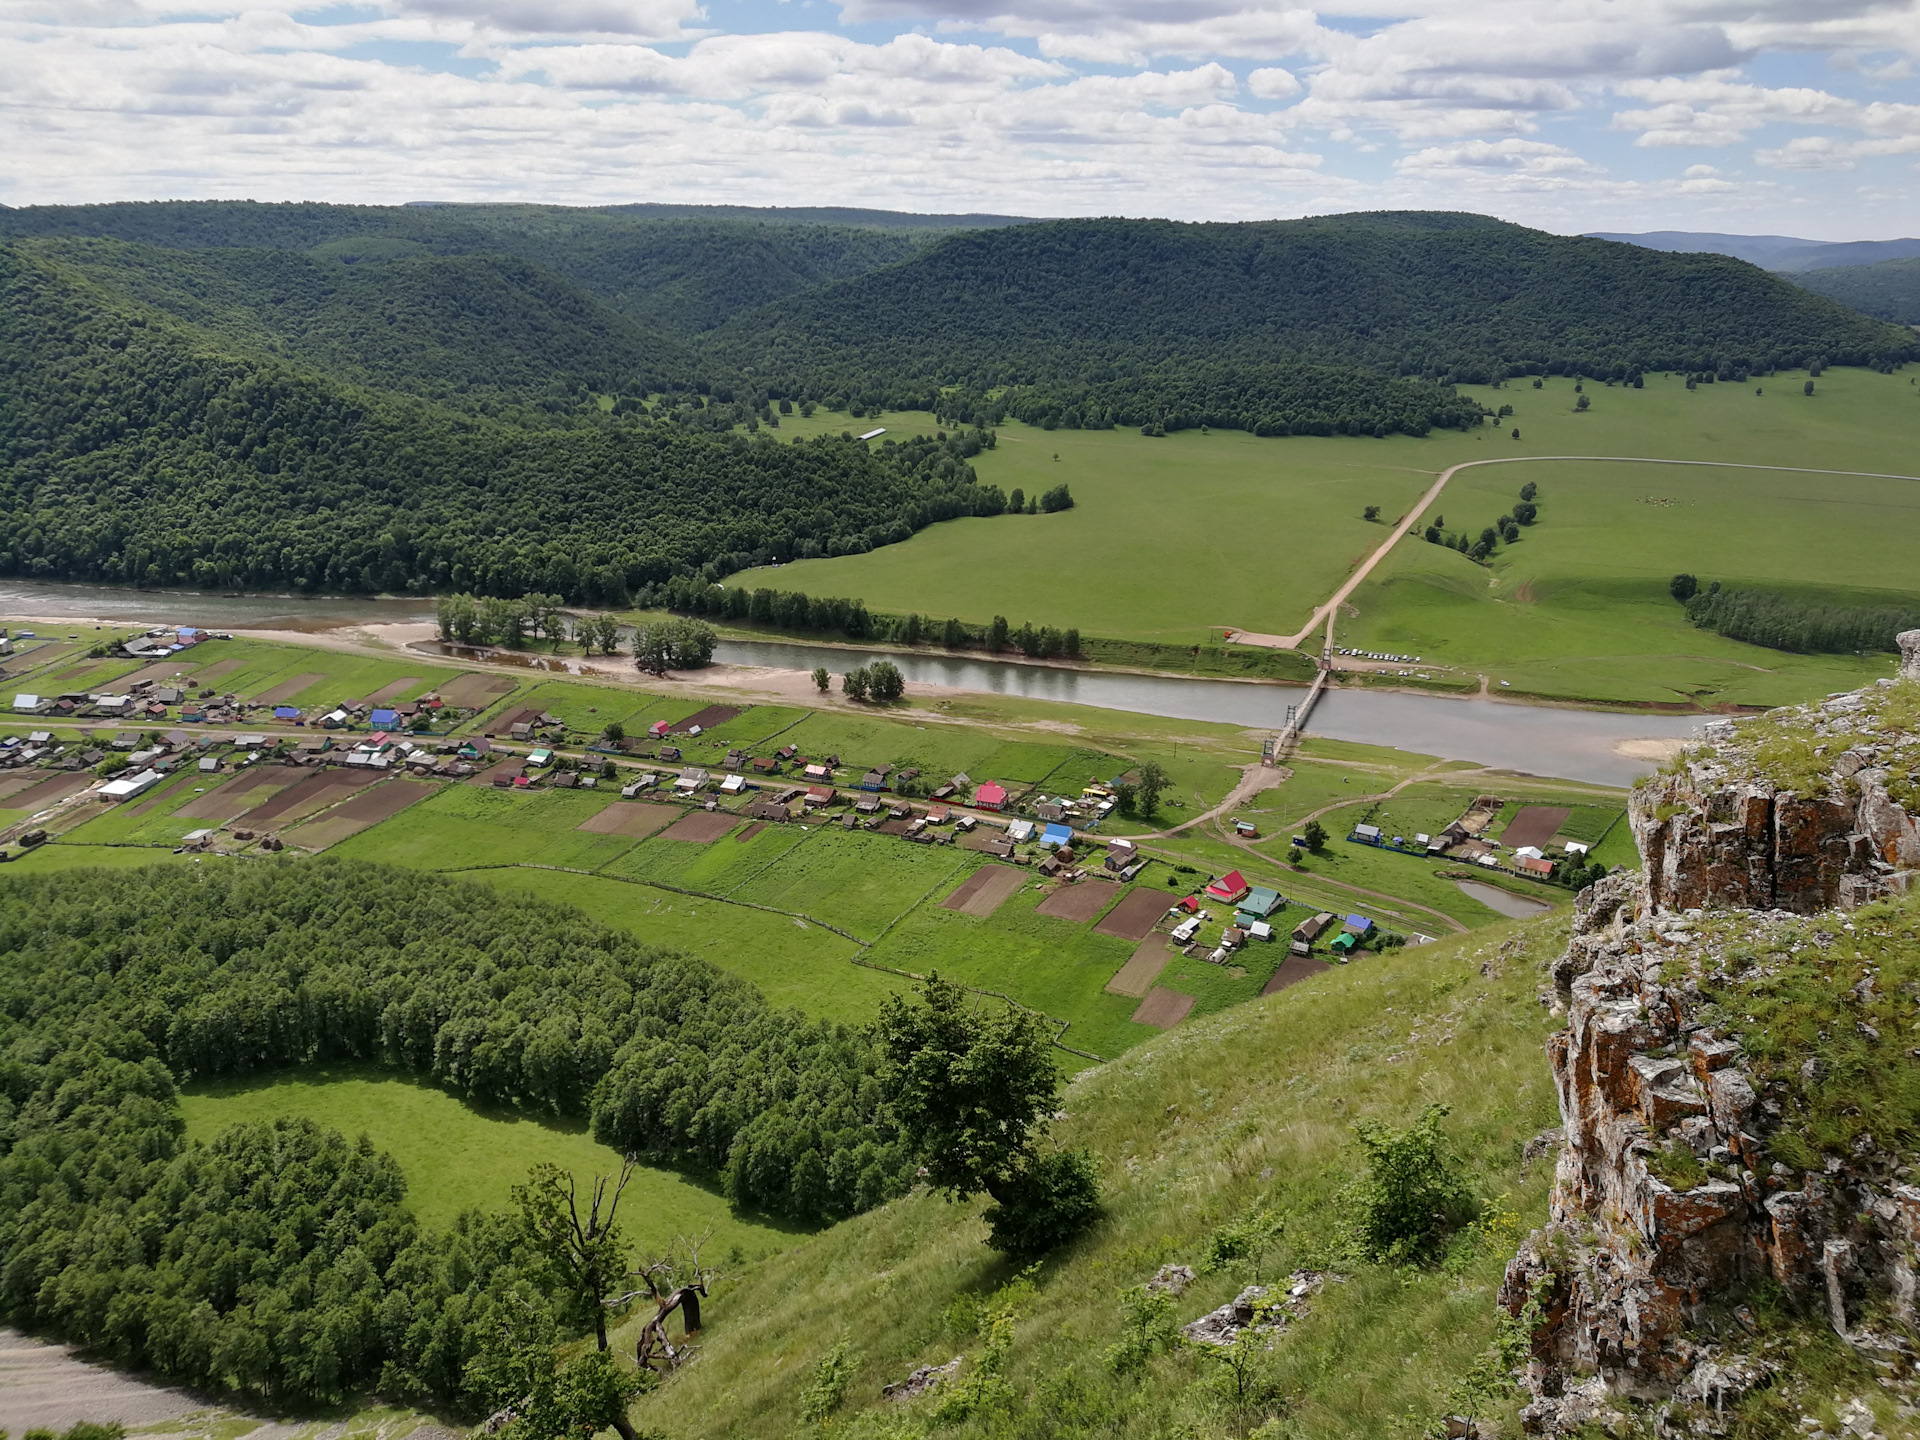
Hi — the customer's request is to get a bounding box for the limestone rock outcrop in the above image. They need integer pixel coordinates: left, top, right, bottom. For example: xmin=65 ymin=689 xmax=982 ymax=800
xmin=1503 ymin=673 xmax=1920 ymax=1434
xmin=1632 ymin=680 xmax=1920 ymax=915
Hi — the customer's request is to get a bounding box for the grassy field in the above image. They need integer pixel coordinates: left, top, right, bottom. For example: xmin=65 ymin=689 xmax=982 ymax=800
xmin=720 ymin=369 xmax=1920 ymax=708
xmin=331 ymin=784 xmax=646 ymax=872
xmin=468 ymin=867 xmax=908 ymax=1026
xmin=178 ymin=1064 xmax=802 ymax=1258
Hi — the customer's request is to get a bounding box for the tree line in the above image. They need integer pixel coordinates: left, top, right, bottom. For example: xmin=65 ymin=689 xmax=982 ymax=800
xmin=0 ymin=862 xmax=916 ymax=1408
xmin=1672 ymin=575 xmax=1920 ymax=654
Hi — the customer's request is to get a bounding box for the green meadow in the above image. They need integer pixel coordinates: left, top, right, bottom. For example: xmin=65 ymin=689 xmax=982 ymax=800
xmin=179 ymin=1063 xmax=801 ymax=1256
xmin=724 ymin=369 xmax=1920 ymax=709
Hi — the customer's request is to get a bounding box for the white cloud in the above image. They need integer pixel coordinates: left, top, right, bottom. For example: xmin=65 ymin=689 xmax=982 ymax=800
xmin=1247 ymin=66 xmax=1299 ymax=100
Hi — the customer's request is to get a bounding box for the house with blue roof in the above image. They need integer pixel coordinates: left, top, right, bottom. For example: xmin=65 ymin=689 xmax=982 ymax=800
xmin=1041 ymin=822 xmax=1073 ymax=848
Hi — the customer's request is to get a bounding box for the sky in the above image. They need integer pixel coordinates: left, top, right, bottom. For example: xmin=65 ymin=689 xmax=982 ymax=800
xmin=3 ymin=0 xmax=1919 ymax=238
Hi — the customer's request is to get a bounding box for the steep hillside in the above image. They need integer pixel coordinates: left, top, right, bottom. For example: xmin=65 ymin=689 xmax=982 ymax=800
xmin=713 ymin=212 xmax=1917 ymax=396
xmin=27 ymin=237 xmax=692 ymax=407
xmin=1792 ymin=256 xmax=1920 ymax=326
xmin=0 ymin=242 xmax=1006 ymax=598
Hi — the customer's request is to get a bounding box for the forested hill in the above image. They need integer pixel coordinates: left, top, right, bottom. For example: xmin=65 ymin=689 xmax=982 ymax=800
xmin=27 ymin=237 xmax=693 ymax=410
xmin=713 ymin=211 xmax=1918 ymax=390
xmin=0 ymin=241 xmax=1012 ymax=599
xmin=1791 ymin=256 xmax=1920 ymax=326
xmin=0 ymin=200 xmax=942 ymax=334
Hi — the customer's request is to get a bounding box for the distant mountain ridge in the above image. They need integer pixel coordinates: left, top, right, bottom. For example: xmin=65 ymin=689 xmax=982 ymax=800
xmin=1588 ymin=229 xmax=1920 ymax=273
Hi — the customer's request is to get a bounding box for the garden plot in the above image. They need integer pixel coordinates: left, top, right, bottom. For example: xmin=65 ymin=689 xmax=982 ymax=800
xmin=284 ymin=779 xmax=436 ymax=851
xmin=7 ymin=773 xmax=97 ymax=811
xmin=940 ymin=864 xmax=1025 ymax=918
xmin=1498 ymin=806 xmax=1571 ymax=852
xmin=245 ymin=769 xmax=382 ymax=826
xmin=173 ymin=767 xmax=295 ymax=821
xmin=1261 ymin=952 xmax=1335 ymax=996
xmin=1035 ymin=882 xmax=1119 ymax=923
xmin=602 ymin=821 xmax=808 ymax=896
xmin=1106 ymin=939 xmax=1172 ymax=998
xmin=362 ymin=676 xmax=423 ymax=704
xmin=1131 ymin=987 xmax=1195 ymax=1028
xmin=658 ymin=810 xmax=740 ymax=843
xmin=252 ymin=672 xmax=331 ymax=705
xmin=437 ymin=672 xmax=519 ymax=709
xmin=672 ymin=705 xmax=741 ymax=732
xmin=576 ymin=801 xmax=678 ymax=838
xmin=1093 ymin=887 xmax=1168 ymax=940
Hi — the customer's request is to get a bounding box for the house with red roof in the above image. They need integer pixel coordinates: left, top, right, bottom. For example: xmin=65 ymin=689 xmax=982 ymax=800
xmin=1205 ymin=870 xmax=1250 ymax=903
xmin=972 ymin=781 xmax=1007 ymax=811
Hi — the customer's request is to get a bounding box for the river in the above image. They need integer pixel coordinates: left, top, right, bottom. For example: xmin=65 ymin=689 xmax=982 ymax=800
xmin=708 ymin=638 xmax=1703 ymax=787
xmin=0 ymin=582 xmax=1704 ymax=787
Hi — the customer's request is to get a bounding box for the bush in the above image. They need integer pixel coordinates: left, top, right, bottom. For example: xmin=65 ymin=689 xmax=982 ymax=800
xmin=983 ymin=1148 xmax=1102 ymax=1259
xmin=1346 ymin=1104 xmax=1475 ymax=1264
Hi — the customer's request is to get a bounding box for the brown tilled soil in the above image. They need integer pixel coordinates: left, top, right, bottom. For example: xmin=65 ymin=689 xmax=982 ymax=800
xmin=1131 ymin=987 xmax=1195 ymax=1028
xmin=364 ymin=676 xmax=423 ymax=704
xmin=658 ymin=809 xmax=739 ymax=843
xmin=438 ymin=672 xmax=518 ymax=708
xmin=193 ymin=659 xmax=244 ymax=682
xmin=575 ymin=801 xmax=678 ymax=837
xmin=173 ymin=767 xmax=294 ymax=821
xmin=113 ymin=661 xmax=202 ymax=689
xmin=1093 ymin=886 xmax=1168 ymax=940
xmin=1499 ymin=805 xmax=1572 ymax=851
xmin=488 ymin=706 xmax=543 ymax=734
xmin=245 ymin=769 xmax=379 ymax=824
xmin=940 ymin=863 xmax=1024 ymax=917
xmin=0 ymin=774 xmax=47 ymax=802
xmin=284 ymin=780 xmax=433 ymax=852
xmin=671 ymin=705 xmax=741 ymax=732
xmin=874 ymin=818 xmax=913 ymax=835
xmin=6 ymin=774 xmax=96 ymax=812
xmin=251 ymin=672 xmax=330 ymax=705
xmin=736 ymin=822 xmax=766 ymax=842
xmin=1105 ymin=939 xmax=1173 ymax=998
xmin=468 ymin=759 xmax=525 ymax=786
xmin=333 ymin=778 xmax=435 ymax=823
xmin=1035 ymin=881 xmax=1117 ymax=923
xmin=1261 ymin=952 xmax=1332 ymax=996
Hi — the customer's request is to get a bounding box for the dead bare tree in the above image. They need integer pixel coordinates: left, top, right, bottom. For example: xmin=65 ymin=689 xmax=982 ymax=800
xmin=613 ymin=1226 xmax=727 ymax=1374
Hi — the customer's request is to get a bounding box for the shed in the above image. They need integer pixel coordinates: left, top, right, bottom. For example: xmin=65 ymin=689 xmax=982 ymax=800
xmin=1351 ymin=823 xmax=1382 ymax=844
xmin=1330 ymin=932 xmax=1358 ymax=955
xmin=1247 ymin=920 xmax=1274 ymax=942
xmin=1170 ymin=915 xmax=1202 ymax=944
xmin=650 ymin=720 xmax=671 ymax=738
xmin=197 ymin=755 xmax=222 ymax=773
xmin=1233 ymin=820 xmax=1259 ymax=838
xmin=1563 ymin=840 xmax=1591 ymax=856
xmin=972 ymin=782 xmax=1007 ymax=812
xmin=274 ymin=705 xmax=300 ymax=720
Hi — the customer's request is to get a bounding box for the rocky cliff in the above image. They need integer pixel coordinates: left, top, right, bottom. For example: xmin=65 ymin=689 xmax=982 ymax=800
xmin=1502 ymin=651 xmax=1920 ymax=1437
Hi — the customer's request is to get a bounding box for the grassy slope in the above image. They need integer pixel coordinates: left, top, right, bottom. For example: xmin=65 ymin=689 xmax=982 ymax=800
xmin=178 ymin=1064 xmax=801 ymax=1259
xmin=629 ymin=910 xmax=1567 ymax=1439
xmin=724 ymin=369 xmax=1919 ymax=710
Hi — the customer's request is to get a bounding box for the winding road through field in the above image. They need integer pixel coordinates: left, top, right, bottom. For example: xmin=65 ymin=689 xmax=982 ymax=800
xmin=1258 ymin=453 xmax=1920 ymax=651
